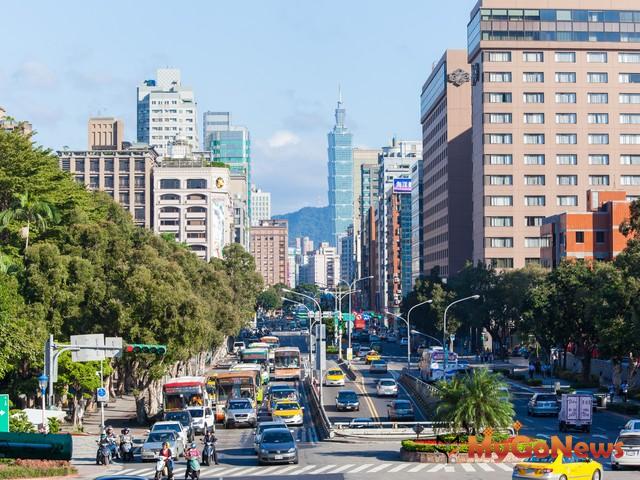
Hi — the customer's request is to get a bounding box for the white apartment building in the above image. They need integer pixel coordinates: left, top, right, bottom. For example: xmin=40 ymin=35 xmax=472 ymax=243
xmin=251 ymin=186 xmax=271 ymax=226
xmin=299 ymin=242 xmax=341 ymax=288
xmin=137 ymin=68 xmax=198 ymax=157
xmin=153 ymin=138 xmax=232 ymax=260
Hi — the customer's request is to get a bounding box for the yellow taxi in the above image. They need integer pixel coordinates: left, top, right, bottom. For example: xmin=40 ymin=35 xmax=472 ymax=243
xmin=365 ymin=350 xmax=381 ymax=364
xmin=271 ymin=400 xmax=304 ymax=426
xmin=512 ymin=451 xmax=602 ymax=480
xmin=324 ymin=369 xmax=346 ymax=386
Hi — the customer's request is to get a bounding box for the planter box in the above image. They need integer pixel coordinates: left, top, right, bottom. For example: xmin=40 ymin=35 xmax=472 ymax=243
xmin=400 ymin=448 xmax=447 ymax=463
xmin=400 ymin=447 xmax=520 ymax=464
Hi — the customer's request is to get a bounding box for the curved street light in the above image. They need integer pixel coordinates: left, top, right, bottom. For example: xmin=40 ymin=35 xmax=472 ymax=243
xmin=443 ymin=294 xmax=481 ymax=370
xmin=385 ymin=298 xmax=432 ymax=370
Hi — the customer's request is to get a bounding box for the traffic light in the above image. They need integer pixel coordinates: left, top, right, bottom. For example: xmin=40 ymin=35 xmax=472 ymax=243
xmin=125 ymin=344 xmax=167 ymax=355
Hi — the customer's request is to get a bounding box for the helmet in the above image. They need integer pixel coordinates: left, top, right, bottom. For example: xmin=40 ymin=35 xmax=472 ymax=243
xmin=123 ymin=428 xmax=130 ymax=433
xmin=191 ymin=442 xmax=196 ymax=449
xmin=106 ymin=426 xmax=113 ymax=433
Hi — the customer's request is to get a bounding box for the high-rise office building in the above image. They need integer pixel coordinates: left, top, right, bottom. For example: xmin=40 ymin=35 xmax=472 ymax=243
xmin=339 ymin=225 xmax=355 ymax=283
xmin=420 ymin=50 xmax=473 ymax=278
xmin=411 ymin=159 xmax=424 ymax=286
xmin=359 ymin=163 xmax=380 ymax=308
xmin=250 ymin=219 xmax=289 ymax=287
xmin=298 ymin=242 xmax=341 ymax=288
xmin=137 ymin=68 xmax=198 ymax=157
xmin=327 ymin=92 xmax=353 ymax=245
xmin=468 ymin=0 xmax=640 ymax=269
xmin=251 ymin=186 xmax=271 ymax=226
xmin=229 ymin=172 xmax=250 ymax=251
xmin=202 ymin=111 xmax=231 ymax=150
xmin=88 ymin=117 xmax=124 ymax=150
xmin=385 ymin=186 xmax=413 ymax=313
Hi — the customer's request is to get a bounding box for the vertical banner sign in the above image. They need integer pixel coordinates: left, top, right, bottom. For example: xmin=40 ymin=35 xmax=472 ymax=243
xmin=0 ymin=395 xmax=9 ymax=433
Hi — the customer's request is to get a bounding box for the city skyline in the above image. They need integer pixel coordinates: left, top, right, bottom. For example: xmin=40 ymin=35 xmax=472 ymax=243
xmin=1 ymin=0 xmax=476 ymax=214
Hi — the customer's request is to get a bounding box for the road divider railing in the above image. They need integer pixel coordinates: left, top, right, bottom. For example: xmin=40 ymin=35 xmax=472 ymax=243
xmin=303 ymin=374 xmax=334 ymax=439
xmin=332 ymin=420 xmax=451 ymax=440
xmin=336 ymin=358 xmax=357 ymax=381
xmin=398 ymin=370 xmax=440 ymax=417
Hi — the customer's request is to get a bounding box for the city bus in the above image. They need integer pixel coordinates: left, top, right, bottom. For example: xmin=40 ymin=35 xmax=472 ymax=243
xmin=418 ymin=347 xmax=464 ymax=382
xmin=229 ymin=363 xmax=266 ymax=399
xmin=239 ymin=347 xmax=270 ymax=381
xmin=163 ymin=376 xmax=209 ymax=411
xmin=273 ymin=347 xmax=301 ymax=380
xmin=260 ymin=335 xmax=280 ymax=350
xmin=214 ymin=371 xmax=259 ymax=422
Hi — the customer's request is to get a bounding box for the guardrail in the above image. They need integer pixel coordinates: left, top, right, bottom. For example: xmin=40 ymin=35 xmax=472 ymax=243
xmin=332 ymin=420 xmax=450 ymax=439
xmin=336 ymin=358 xmax=357 ymax=381
xmin=304 ymin=373 xmax=333 ymax=439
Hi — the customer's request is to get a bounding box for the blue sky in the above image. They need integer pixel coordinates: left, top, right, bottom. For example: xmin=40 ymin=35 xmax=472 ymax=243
xmin=2 ymin=0 xmax=476 ymax=214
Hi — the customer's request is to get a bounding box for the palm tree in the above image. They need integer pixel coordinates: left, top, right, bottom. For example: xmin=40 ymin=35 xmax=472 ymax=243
xmin=435 ymin=368 xmax=514 ymax=435
xmin=0 ymin=191 xmax=58 ymax=252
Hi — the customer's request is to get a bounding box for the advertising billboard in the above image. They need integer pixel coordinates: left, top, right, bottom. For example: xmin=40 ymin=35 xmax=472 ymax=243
xmin=393 ymin=178 xmax=412 ymax=193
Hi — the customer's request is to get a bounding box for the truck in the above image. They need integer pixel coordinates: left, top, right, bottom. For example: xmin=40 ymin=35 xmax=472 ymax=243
xmin=558 ymin=393 xmax=593 ymax=432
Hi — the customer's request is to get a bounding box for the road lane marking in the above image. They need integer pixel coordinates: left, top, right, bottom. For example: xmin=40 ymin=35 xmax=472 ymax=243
xmin=460 ymin=463 xmax=475 ymax=472
xmin=231 ymin=467 xmax=261 ymax=476
xmin=444 ymin=465 xmax=455 ymax=472
xmin=476 ymin=463 xmax=495 ymax=471
xmin=495 ymin=463 xmax=513 ymax=471
xmin=427 ymin=464 xmax=445 ymax=472
xmin=201 ymin=466 xmax=228 ymax=476
xmin=287 ymin=465 xmax=316 ymax=475
xmin=368 ymin=463 xmax=392 ymax=472
xmin=309 ymin=464 xmax=337 ymax=474
xmin=208 ymin=466 xmax=246 ymax=476
xmin=388 ymin=463 xmax=410 ymax=472
xmin=328 ymin=464 xmax=355 ymax=473
xmin=267 ymin=465 xmax=299 ymax=475
xmin=407 ymin=463 xmax=430 ymax=473
xmin=349 ymin=463 xmax=374 ymax=473
xmin=126 ymin=469 xmax=153 ymax=475
xmin=357 ymin=371 xmax=379 ymax=420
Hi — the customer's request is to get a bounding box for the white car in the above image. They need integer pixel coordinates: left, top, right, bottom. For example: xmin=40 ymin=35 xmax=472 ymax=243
xmin=376 ymin=378 xmax=399 ymax=397
xmin=611 ymin=433 xmax=640 ymax=470
xmin=233 ymin=341 xmax=246 ymax=354
xmin=151 ymin=421 xmax=189 ymax=450
xmin=187 ymin=406 xmax=216 ymax=434
xmin=620 ymin=418 xmax=640 ymax=435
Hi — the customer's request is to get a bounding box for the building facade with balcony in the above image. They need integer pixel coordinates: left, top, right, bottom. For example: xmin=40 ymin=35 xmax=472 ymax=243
xmin=250 ymin=219 xmax=289 ymax=287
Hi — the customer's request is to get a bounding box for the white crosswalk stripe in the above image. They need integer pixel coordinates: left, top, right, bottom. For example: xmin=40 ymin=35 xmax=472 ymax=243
xmin=268 ymin=465 xmax=299 ymax=475
xmin=327 ymin=464 xmax=355 ymax=474
xmin=444 ymin=465 xmax=455 ymax=473
xmin=287 ymin=465 xmax=316 ymax=475
xmin=367 ymin=463 xmax=392 ymax=473
xmin=427 ymin=464 xmax=446 ymax=472
xmin=349 ymin=463 xmax=374 ymax=473
xmin=477 ymin=463 xmax=495 ymax=472
xmin=388 ymin=463 xmax=410 ymax=473
xmin=460 ymin=463 xmax=476 ymax=472
xmin=308 ymin=464 xmax=337 ymax=474
xmin=407 ymin=463 xmax=429 ymax=473
xmin=495 ymin=463 xmax=514 ymax=471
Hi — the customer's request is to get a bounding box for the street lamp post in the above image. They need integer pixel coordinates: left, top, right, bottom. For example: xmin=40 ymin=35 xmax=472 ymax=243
xmin=345 ymin=276 xmax=373 ymax=352
xmin=283 ymin=289 xmax=324 ymax=404
xmin=410 ymin=329 xmax=444 ymax=348
xmin=37 ymin=373 xmax=48 ymax=433
xmin=385 ymin=299 xmax=432 ymax=371
xmin=282 ymin=297 xmax=314 ymax=375
xmin=443 ymin=295 xmax=481 ymax=371
xmin=324 ymin=287 xmax=359 ymax=360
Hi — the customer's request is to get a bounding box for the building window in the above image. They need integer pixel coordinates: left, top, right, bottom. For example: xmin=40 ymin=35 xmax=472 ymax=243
xmin=75 ymin=159 xmax=85 ymax=171
xmin=555 ymin=52 xmax=576 ymax=63
xmin=587 ymin=52 xmax=608 ymax=63
xmin=621 ymin=134 xmax=640 ymax=145
xmin=119 ymin=176 xmax=130 ymax=188
xmin=486 ymin=92 xmax=512 ymax=103
xmin=186 ymin=178 xmax=207 ymax=189
xmin=524 ymin=154 xmax=545 ymax=165
xmin=487 ymin=72 xmax=512 ymax=82
xmin=557 ymin=134 xmax=578 ymax=144
xmin=556 ymin=113 xmax=576 ymax=124
xmin=523 ymin=92 xmax=544 ymax=103
xmin=620 ymin=114 xmax=640 ymax=124
xmin=486 ymin=175 xmax=513 ymax=185
xmin=134 ymin=208 xmax=145 ymax=221
xmin=487 ymin=237 xmax=513 ymax=248
xmin=160 ymin=193 xmax=180 ymax=201
xmin=589 ymin=175 xmax=610 ymax=186
xmin=555 ymin=72 xmax=576 ymax=83
xmin=576 ymin=231 xmax=585 ymax=243
xmin=90 ymin=159 xmax=100 ymax=172
xmin=187 ymin=193 xmax=206 ymax=201
xmin=187 ymin=232 xmax=207 ymax=239
xmin=525 ymin=237 xmax=550 ymax=248
xmin=523 ymin=72 xmax=544 ymax=83
xmin=485 ymin=134 xmax=512 ymax=144
xmin=524 ymin=134 xmax=545 ymax=144
xmin=186 ymin=206 xmax=207 ymax=213
xmin=135 ymin=159 xmax=145 ymax=172
xmin=488 ymin=258 xmax=514 ymax=268
xmin=525 ymin=195 xmax=546 ymax=206
xmin=524 ymin=175 xmax=545 ymax=185
xmin=557 ymin=195 xmax=578 ymax=206
xmin=557 ymin=175 xmax=578 ymax=186
xmin=589 ymin=154 xmax=609 ymax=165
xmin=60 ymin=158 xmax=70 ymax=171
xmin=104 ymin=159 xmax=114 ymax=172
xmin=485 ymin=154 xmax=513 ymax=165
xmin=487 ymin=195 xmax=513 ymax=206
xmin=486 ymin=113 xmax=512 ymax=124
xmin=486 ymin=51 xmax=512 ymax=62
xmin=523 ymin=51 xmax=543 ymax=62
xmin=119 ymin=159 xmax=130 ymax=171
xmin=619 ymin=73 xmax=640 ymax=84
xmin=525 ymin=216 xmax=544 ymax=227
xmin=595 ymin=231 xmax=605 ymax=244
xmin=119 ymin=192 xmax=130 ymax=205
xmin=102 ymin=175 xmax=113 ymax=188
xmin=619 ymin=52 xmax=640 ymax=63
xmin=556 ymin=92 xmax=577 ymax=104
xmin=588 ymin=113 xmax=609 ymax=124
xmin=487 ymin=216 xmax=513 ymax=227
xmin=160 ymin=178 xmax=180 ymax=189
xmin=524 ymin=113 xmax=544 ymax=124
xmin=135 ymin=192 xmax=145 ymax=204
xmin=620 ymin=93 xmax=640 ymax=104
xmin=588 ymin=93 xmax=609 ymax=104
xmin=587 ymin=72 xmax=608 ymax=83
xmin=589 ymin=134 xmax=610 ymax=145
xmin=621 ymin=155 xmax=640 ymax=165
xmin=557 ymin=154 xmax=577 ymax=165
xmin=621 ymin=175 xmax=640 ymax=186
xmin=89 ymin=175 xmax=99 ymax=188
xmin=75 ymin=175 xmax=84 ymax=184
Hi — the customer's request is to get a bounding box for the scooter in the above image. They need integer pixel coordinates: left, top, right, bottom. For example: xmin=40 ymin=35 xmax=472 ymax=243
xmin=201 ymin=438 xmax=218 ymax=466
xmin=185 ymin=453 xmax=201 ymax=479
xmin=95 ymin=442 xmax=111 ymax=466
xmin=120 ymin=440 xmax=134 ymax=462
xmin=154 ymin=456 xmax=174 ymax=480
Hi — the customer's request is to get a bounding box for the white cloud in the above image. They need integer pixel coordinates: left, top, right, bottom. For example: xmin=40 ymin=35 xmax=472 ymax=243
xmin=12 ymin=61 xmax=57 ymax=88
xmin=267 ymin=130 xmax=301 ymax=148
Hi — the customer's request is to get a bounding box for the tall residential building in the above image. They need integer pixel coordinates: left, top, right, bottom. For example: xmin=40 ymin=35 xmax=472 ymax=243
xmin=0 ymin=107 xmax=32 ymax=135
xmin=359 ymin=163 xmax=380 ymax=306
xmin=57 ymin=118 xmax=157 ymax=228
xmin=251 ymin=186 xmax=271 ymax=226
xmin=298 ymin=242 xmax=341 ymax=288
xmin=88 ymin=117 xmax=124 ymax=150
xmin=375 ymin=139 xmax=421 ymax=313
xmin=420 ymin=50 xmax=473 ymax=278
xmin=468 ymin=1 xmax=640 ymax=269
xmin=327 ymin=92 xmax=353 ymax=245
xmin=385 ymin=186 xmax=413 ymax=313
xmin=339 ymin=225 xmax=355 ymax=284
xmin=295 ymin=236 xmax=315 ymax=256
xmin=250 ymin=219 xmax=289 ymax=287
xmin=229 ymin=172 xmax=250 ymax=251
xmin=137 ymin=68 xmax=198 ymax=157
xmin=287 ymin=247 xmax=298 ymax=288
xmin=411 ymin=159 xmax=424 ymax=286
xmin=153 ymin=136 xmax=232 ymax=260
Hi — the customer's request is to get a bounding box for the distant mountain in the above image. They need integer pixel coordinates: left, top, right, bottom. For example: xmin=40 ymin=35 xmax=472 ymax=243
xmin=274 ymin=206 xmax=332 ymax=247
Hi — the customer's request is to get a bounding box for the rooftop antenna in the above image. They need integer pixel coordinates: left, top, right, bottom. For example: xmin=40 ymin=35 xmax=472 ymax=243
xmin=338 ymin=84 xmax=342 ymax=104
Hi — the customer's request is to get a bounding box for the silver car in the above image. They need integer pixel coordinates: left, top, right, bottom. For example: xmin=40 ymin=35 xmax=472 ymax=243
xmin=140 ymin=430 xmax=182 ymax=462
xmin=376 ymin=378 xmax=398 ymax=397
xmin=611 ymin=433 xmax=640 ymax=469
xmin=225 ymin=398 xmax=257 ymax=428
xmin=527 ymin=393 xmax=559 ymax=416
xmin=257 ymin=427 xmax=298 ymax=465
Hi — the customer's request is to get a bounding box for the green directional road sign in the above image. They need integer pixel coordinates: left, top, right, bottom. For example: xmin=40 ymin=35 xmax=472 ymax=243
xmin=0 ymin=394 xmax=9 ymax=433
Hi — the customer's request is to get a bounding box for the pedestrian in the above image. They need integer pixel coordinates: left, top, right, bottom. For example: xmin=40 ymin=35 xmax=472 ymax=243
xmin=609 ymin=384 xmax=616 ymax=403
xmin=529 ymin=362 xmax=535 ymax=380
xmin=621 ymin=382 xmax=629 ymax=403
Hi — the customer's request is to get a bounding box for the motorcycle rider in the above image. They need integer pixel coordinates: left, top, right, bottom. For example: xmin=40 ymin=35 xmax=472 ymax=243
xmin=203 ymin=430 xmax=219 ymax=465
xmin=119 ymin=427 xmax=134 ymax=459
xmin=184 ymin=442 xmax=200 ymax=479
xmin=159 ymin=441 xmax=174 ymax=479
xmin=105 ymin=426 xmax=119 ymax=459
xmin=97 ymin=433 xmax=111 ymax=464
